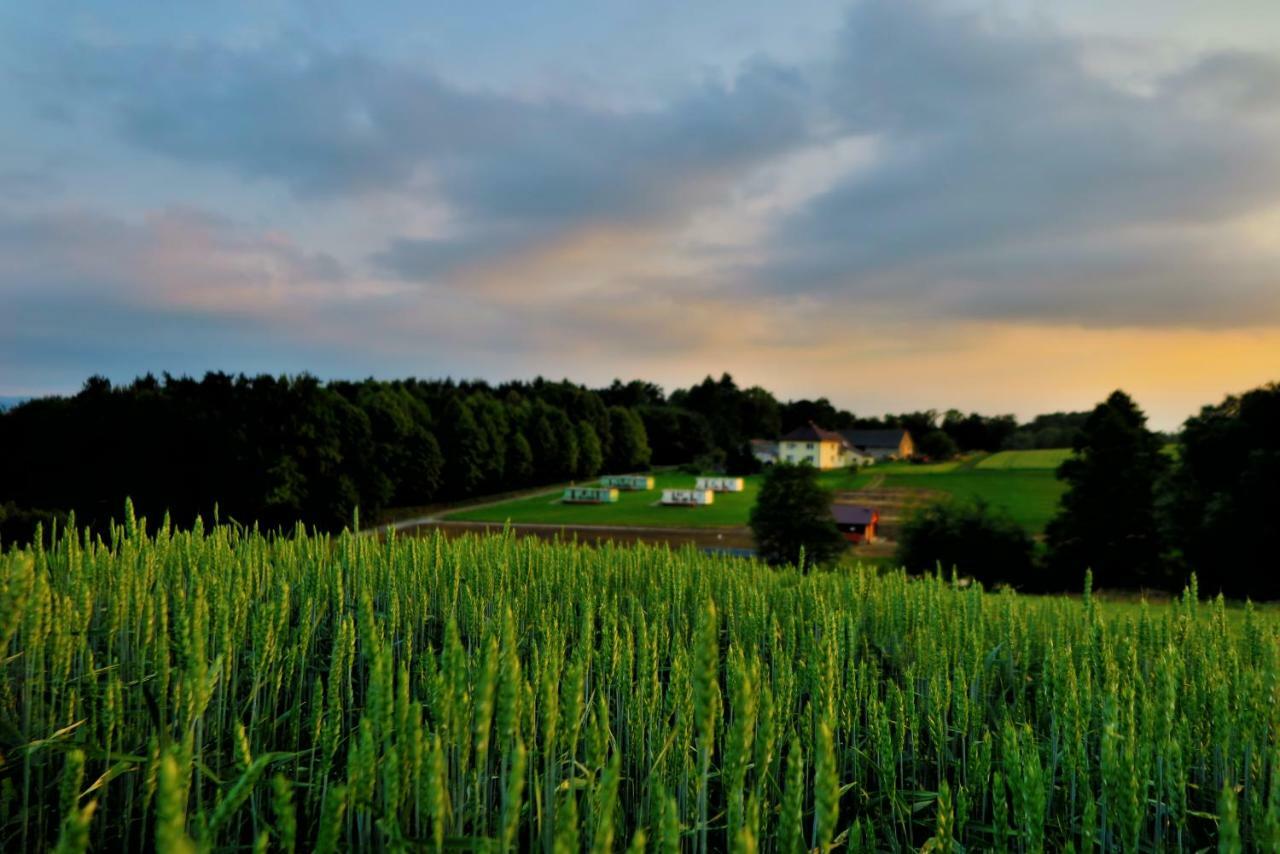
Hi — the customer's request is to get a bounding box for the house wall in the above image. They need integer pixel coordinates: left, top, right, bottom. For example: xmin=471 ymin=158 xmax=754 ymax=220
xmin=779 ymin=440 xmax=845 ymax=469
xmin=752 ymin=448 xmax=779 ymax=465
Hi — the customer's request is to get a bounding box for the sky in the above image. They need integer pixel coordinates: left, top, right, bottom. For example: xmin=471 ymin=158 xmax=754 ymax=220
xmin=2 ymin=0 xmax=1279 ymax=429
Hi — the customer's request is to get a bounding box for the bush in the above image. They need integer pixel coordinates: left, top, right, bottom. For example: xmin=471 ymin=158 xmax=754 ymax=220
xmin=914 ymin=429 xmax=959 ymax=461
xmin=895 ymin=498 xmax=1036 ymax=589
xmin=749 ymin=462 xmax=847 ymax=569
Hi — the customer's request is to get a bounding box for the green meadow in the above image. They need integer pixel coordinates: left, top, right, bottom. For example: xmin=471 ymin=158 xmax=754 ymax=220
xmin=446 ymin=471 xmax=763 ymax=528
xmin=447 ymin=450 xmax=1072 ymax=534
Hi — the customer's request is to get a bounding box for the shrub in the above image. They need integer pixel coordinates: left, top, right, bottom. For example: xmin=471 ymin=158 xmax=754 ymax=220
xmin=749 ymin=462 xmax=846 ymax=569
xmin=895 ymin=498 xmax=1036 ymax=589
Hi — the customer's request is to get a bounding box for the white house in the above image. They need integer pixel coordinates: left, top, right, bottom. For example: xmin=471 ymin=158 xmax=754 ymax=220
xmin=778 ymin=422 xmax=873 ymax=469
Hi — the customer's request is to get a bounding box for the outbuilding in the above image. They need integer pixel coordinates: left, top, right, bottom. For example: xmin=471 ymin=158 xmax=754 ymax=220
xmin=831 ymin=504 xmax=879 ymax=544
xmin=838 ymin=429 xmax=914 ymax=461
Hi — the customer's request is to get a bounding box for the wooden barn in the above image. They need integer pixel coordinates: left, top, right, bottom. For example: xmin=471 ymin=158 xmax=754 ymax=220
xmin=831 ymin=504 xmax=879 ymax=544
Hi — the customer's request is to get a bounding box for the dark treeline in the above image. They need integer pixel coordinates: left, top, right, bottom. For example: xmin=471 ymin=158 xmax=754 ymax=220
xmin=1 ymin=369 xmax=1086 ymax=545
xmin=1047 ymin=384 xmax=1280 ymax=598
xmin=896 ymin=383 xmax=1280 ymax=600
xmin=0 ymin=373 xmax=649 ymax=541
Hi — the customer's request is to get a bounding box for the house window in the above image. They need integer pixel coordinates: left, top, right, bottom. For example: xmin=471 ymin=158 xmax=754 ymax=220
xmin=807 ymin=442 xmax=814 ymax=450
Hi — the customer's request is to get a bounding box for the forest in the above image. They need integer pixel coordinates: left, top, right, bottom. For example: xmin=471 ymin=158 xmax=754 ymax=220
xmin=0 ymin=372 xmax=1071 ymax=544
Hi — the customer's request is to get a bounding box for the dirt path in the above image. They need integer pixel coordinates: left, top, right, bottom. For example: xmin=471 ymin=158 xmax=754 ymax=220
xmin=387 ymin=519 xmax=757 ymax=551
xmin=380 ymin=486 xmax=566 ymax=532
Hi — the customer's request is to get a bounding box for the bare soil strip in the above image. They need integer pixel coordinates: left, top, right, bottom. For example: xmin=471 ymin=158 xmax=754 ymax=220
xmin=391 ymin=519 xmax=757 ymax=551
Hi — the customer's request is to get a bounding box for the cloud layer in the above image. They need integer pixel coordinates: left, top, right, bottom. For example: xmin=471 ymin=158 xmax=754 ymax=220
xmin=3 ymin=0 xmax=1279 ymax=421
xmin=758 ymin=0 xmax=1280 ymax=327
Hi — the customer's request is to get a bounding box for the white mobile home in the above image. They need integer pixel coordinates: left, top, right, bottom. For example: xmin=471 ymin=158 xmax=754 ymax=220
xmin=562 ymin=487 xmax=619 ymax=504
xmin=661 ymin=489 xmax=715 ymax=506
xmin=600 ymin=475 xmax=655 ymax=490
xmin=695 ymin=476 xmax=745 ymax=492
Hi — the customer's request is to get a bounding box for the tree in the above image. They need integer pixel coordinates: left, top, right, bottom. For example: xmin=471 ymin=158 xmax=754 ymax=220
xmin=528 ymin=403 xmax=579 ymax=483
xmin=438 ymin=396 xmax=487 ymax=498
xmin=1165 ymin=382 xmax=1280 ymax=599
xmin=749 ymin=462 xmax=847 ymax=569
xmin=895 ymin=499 xmax=1035 ymax=588
xmin=607 ymin=406 xmax=651 ymax=471
xmin=505 ymin=431 xmax=535 ymax=487
xmin=779 ymin=397 xmax=854 ymax=433
xmin=942 ymin=411 xmax=1018 ymax=452
xmin=575 ymin=420 xmax=604 ymax=479
xmin=1045 ymin=390 xmax=1170 ymax=590
xmin=639 ymin=406 xmax=713 ymax=465
xmin=915 ymin=429 xmax=959 ymax=461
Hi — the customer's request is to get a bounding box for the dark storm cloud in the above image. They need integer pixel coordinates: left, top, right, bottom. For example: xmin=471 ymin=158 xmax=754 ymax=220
xmin=755 ymin=0 xmax=1280 ymax=328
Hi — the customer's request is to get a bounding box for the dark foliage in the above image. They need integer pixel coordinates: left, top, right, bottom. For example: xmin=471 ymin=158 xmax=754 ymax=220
xmin=915 ymin=429 xmax=960 ymax=461
xmin=0 ymin=373 xmax=658 ymax=543
xmin=1164 ymin=383 xmax=1280 ymax=599
xmin=1045 ymin=390 xmax=1171 ymax=591
xmin=941 ymin=410 xmax=1018 ymax=452
xmin=895 ymin=498 xmax=1036 ymax=589
xmin=1001 ymin=411 xmax=1090 ymax=450
xmin=749 ymin=462 xmax=847 ymax=569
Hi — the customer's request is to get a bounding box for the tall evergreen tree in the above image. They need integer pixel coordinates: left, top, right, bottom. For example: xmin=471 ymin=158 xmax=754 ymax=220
xmin=1045 ymin=390 xmax=1170 ymax=590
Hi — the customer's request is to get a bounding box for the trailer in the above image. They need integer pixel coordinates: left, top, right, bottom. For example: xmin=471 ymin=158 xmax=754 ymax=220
xmin=599 ymin=475 xmax=655 ymax=491
xmin=695 ymin=476 xmax=745 ymax=493
xmin=661 ymin=489 xmax=715 ymax=506
xmin=562 ymin=487 xmax=620 ymax=504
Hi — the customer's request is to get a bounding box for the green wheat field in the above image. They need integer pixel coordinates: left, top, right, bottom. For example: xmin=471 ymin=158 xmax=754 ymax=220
xmin=3 ymin=507 xmax=1277 ymax=851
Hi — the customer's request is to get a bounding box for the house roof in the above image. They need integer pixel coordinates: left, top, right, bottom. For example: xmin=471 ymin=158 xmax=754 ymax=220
xmin=750 ymin=438 xmax=777 ymax=450
xmin=831 ymin=505 xmax=877 ymax=525
xmin=780 ymin=422 xmax=851 ymax=445
xmin=839 ymin=429 xmax=910 ymax=450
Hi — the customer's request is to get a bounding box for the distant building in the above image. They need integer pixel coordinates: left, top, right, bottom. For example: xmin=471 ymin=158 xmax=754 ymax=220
xmin=750 ymin=439 xmax=779 ymax=466
xmin=839 ymin=429 xmax=914 ymax=460
xmin=831 ymin=505 xmax=879 ymax=544
xmin=778 ymin=422 xmax=873 ymax=469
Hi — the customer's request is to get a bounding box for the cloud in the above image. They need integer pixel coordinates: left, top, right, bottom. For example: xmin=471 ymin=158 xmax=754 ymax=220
xmin=5 ymin=0 xmax=1280 ymax=411
xmin=752 ymin=0 xmax=1280 ymax=328
xmin=48 ymin=38 xmax=810 ymax=282
xmin=0 ymin=207 xmax=348 ymax=315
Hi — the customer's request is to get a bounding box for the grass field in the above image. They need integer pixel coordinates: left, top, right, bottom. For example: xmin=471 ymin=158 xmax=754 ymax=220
xmin=450 ymin=450 xmax=1073 ymax=534
xmin=5 ymin=519 xmax=1277 ymax=850
xmin=976 ymin=448 xmax=1072 ymax=469
xmin=822 ymin=455 xmax=1069 ymax=532
xmin=447 ymin=471 xmax=763 ymax=528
